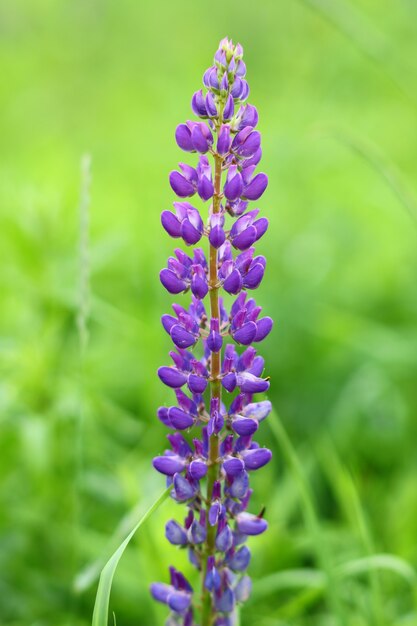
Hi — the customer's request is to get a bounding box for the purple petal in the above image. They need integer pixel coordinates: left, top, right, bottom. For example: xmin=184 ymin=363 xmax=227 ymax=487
xmin=227 ymin=546 xmax=251 ymax=572
xmin=231 ymin=225 xmax=258 ymax=250
xmin=215 ymin=525 xmax=233 ymax=552
xmin=161 ymin=210 xmax=181 ymax=238
xmin=223 ymin=456 xmax=245 ymax=477
xmin=168 ymin=591 xmax=191 ymax=613
xmin=215 ymin=586 xmax=235 ymax=613
xmin=191 ymin=89 xmax=208 ymax=117
xmin=159 ymin=269 xmax=187 ymax=294
xmin=240 ymin=80 xmax=250 ymax=101
xmin=228 ymin=545 xmax=251 ymax=571
xmin=235 ymin=575 xmax=252 ymax=602
xmin=173 ymin=473 xmax=197 ymax=501
xmin=229 ymin=470 xmax=249 ymax=498
xmin=205 ymin=92 xmax=217 ymax=117
xmin=241 ymin=447 xmax=272 ymax=470
xmin=232 ymin=321 xmax=257 ymax=345
xmin=223 ymin=94 xmax=234 ymax=120
xmin=236 ymin=130 xmax=261 ymax=158
xmin=158 ymin=366 xmax=187 ymax=388
xmin=223 ymin=268 xmax=243 ymax=295
xmin=209 ymin=501 xmax=221 ymax=526
xmin=249 ymin=354 xmax=265 ymax=377
xmin=198 ymin=176 xmax=214 ymax=201
xmin=181 ymin=219 xmax=202 ymax=245
xmin=237 ymin=372 xmax=269 ymax=394
xmin=191 ymin=275 xmax=208 ymax=300
xmin=161 ymin=314 xmax=177 ymax=334
xmin=217 ymin=124 xmax=231 ymax=155
xmin=191 ymin=124 xmax=210 ymax=153
xmin=232 ymin=417 xmax=259 ymax=436
xmin=242 ymin=400 xmax=272 ymax=422
xmin=169 ymin=171 xmax=195 ymax=197
xmin=165 ymin=520 xmax=188 ymax=545
xmin=189 ymin=460 xmax=208 ymax=480
xmin=153 ymin=455 xmax=186 ymax=476
xmin=205 ymin=563 xmax=221 ymax=592
xmin=222 ymin=372 xmax=237 ymax=392
xmin=175 ymin=124 xmax=194 ymax=152
xmin=157 ymin=406 xmax=171 ymax=427
xmin=168 ymin=406 xmax=194 ymax=430
xmin=239 ymin=104 xmax=259 ymax=129
xmin=242 ymin=147 xmax=262 ymax=168
xmin=243 ymin=262 xmax=265 ymax=289
xmin=187 ymin=374 xmax=208 ymax=394
xmin=189 ymin=519 xmax=206 ymax=544
xmin=170 ymin=324 xmax=197 ymax=349
xmin=236 ymin=59 xmax=247 ymax=77
xmin=236 ymin=512 xmax=268 ymax=536
xmin=207 ymin=329 xmax=223 ymax=353
xmin=209 ymin=225 xmax=226 ymax=249
xmin=224 ymin=168 xmax=243 ymax=202
xmin=208 ymin=410 xmax=224 ymax=436
xmin=255 ymin=316 xmax=273 ymax=342
xmin=243 ymin=173 xmax=268 ymax=200
xmin=253 ymin=216 xmax=269 ymax=240
xmin=150 ymin=582 xmax=172 ymax=604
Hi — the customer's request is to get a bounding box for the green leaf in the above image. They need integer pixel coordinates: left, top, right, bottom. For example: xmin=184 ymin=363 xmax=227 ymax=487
xmin=337 ymin=554 xmax=417 ymax=587
xmin=298 ymin=0 xmax=417 ymax=105
xmin=326 ymin=127 xmax=417 ymax=226
xmin=92 ymin=486 xmax=171 ymax=626
xmin=252 ymin=568 xmax=326 ymax=601
xmin=250 ymin=555 xmax=416 ymax=604
xmin=75 ymin=496 xmax=155 ymax=592
xmin=267 ymin=411 xmax=347 ymax=626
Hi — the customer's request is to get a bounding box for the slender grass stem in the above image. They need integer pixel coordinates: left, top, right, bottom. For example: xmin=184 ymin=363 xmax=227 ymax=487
xmin=268 ymin=411 xmax=347 ymax=626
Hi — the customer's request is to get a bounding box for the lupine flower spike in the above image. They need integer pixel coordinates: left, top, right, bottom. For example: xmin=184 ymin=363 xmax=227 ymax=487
xmin=152 ymin=37 xmax=273 ymax=626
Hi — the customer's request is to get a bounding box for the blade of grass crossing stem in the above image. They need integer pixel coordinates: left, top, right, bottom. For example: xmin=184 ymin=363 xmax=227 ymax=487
xmin=252 ymin=568 xmax=326 ymax=601
xmin=339 ymin=554 xmax=417 ymax=615
xmin=337 ymin=555 xmax=417 ymax=588
xmin=298 ymin=0 xmax=417 ymax=106
xmin=325 ymin=127 xmax=417 ymax=227
xmin=267 ymin=411 xmax=347 ymax=626
xmin=316 ymin=437 xmax=385 ymax=626
xmin=250 ymin=556 xmax=416 ymax=598
xmin=92 ymin=487 xmax=171 ymax=626
xmin=279 ymin=587 xmax=325 ymax=620
xmin=76 ymin=498 xmax=152 ymax=592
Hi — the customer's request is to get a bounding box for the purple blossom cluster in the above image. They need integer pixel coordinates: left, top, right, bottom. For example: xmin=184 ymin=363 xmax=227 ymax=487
xmin=151 ymin=37 xmax=273 ymax=626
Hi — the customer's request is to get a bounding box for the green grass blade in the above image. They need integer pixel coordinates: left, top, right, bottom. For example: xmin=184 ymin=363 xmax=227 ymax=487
xmin=92 ymin=486 xmax=171 ymax=626
xmin=299 ymin=0 xmax=417 ymax=106
xmin=267 ymin=411 xmax=347 ymax=625
xmin=337 ymin=554 xmax=417 ymax=587
xmin=252 ymin=568 xmax=326 ymax=601
xmin=316 ymin=437 xmax=385 ymax=626
xmin=320 ymin=126 xmax=417 ymax=227
xmin=76 ymin=496 xmax=157 ymax=592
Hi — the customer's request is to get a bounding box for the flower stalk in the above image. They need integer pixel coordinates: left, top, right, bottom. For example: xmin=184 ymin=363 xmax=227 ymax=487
xmin=201 ymin=149 xmax=223 ymax=626
xmin=151 ymin=38 xmax=273 ymax=626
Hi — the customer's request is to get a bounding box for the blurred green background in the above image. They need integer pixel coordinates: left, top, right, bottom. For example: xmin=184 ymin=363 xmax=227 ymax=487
xmin=1 ymin=1 xmax=417 ymax=625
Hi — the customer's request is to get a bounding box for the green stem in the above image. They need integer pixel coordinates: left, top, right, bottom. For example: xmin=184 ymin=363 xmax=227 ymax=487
xmin=200 ymin=142 xmax=223 ymax=625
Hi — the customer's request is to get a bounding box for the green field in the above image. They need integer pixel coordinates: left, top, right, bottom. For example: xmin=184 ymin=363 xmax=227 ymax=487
xmin=1 ymin=1 xmax=417 ymax=625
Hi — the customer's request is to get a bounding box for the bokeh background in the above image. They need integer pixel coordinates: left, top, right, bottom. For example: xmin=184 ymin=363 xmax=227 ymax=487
xmin=1 ymin=1 xmax=417 ymax=625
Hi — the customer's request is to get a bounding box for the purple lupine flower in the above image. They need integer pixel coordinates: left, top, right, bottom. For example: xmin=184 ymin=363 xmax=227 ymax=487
xmin=161 ymin=202 xmax=204 ymax=245
xmin=229 ymin=209 xmax=269 ymax=250
xmin=169 ymin=163 xmax=198 ymax=198
xmin=152 ymin=37 xmax=273 ymax=626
